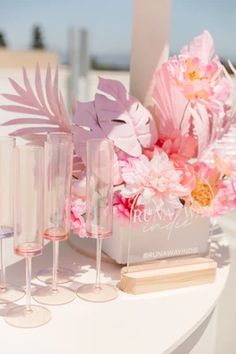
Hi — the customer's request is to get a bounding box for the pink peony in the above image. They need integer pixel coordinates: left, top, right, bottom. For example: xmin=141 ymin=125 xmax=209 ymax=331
xmin=71 ymin=198 xmax=87 ymax=237
xmin=120 ymin=151 xmax=188 ymax=219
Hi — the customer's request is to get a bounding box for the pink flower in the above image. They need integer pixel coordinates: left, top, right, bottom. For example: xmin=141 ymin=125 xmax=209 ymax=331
xmin=71 ymin=198 xmax=87 ymax=237
xmin=113 ymin=190 xmax=138 ymax=219
xmin=171 ymin=57 xmax=219 ymax=101
xmin=113 ymin=149 xmax=133 ymax=186
xmin=156 ymin=129 xmax=197 ymax=161
xmin=173 ymin=160 xmax=196 ymax=192
xmin=212 ymin=179 xmax=236 ymax=217
xmin=151 ymin=31 xmax=233 ymax=157
xmin=120 ymin=151 xmax=188 ymax=219
xmin=185 ymin=161 xmax=236 ymax=216
xmin=213 ymin=152 xmax=236 ymax=177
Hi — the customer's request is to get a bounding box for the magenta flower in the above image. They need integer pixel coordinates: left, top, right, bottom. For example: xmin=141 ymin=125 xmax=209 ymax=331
xmin=113 ymin=191 xmax=138 ymax=219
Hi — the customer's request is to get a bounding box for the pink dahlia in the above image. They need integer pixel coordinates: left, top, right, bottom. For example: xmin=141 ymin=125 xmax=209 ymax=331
xmin=120 ymin=151 xmax=188 ymax=219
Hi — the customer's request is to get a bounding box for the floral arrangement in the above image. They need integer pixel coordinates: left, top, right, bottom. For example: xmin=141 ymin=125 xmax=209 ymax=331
xmin=1 ymin=31 xmax=236 ymax=237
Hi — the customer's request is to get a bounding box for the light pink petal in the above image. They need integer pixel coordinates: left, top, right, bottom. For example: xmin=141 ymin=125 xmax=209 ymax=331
xmin=180 ymin=31 xmax=215 ymax=63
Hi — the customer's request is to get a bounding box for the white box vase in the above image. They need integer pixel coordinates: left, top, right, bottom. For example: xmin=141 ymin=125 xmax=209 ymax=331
xmin=102 ymin=208 xmax=210 ymax=265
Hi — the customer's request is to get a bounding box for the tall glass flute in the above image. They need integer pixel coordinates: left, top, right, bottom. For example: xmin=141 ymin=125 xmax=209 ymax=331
xmin=34 ymin=132 xmax=75 ymax=305
xmin=5 ymin=145 xmax=51 ymax=328
xmin=0 ymin=136 xmax=24 ymax=303
xmin=37 ymin=134 xmax=75 ymax=285
xmin=77 ymin=139 xmax=118 ymax=302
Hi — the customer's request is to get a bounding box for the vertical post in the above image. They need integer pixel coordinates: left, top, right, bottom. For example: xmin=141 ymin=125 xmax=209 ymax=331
xmin=130 ymin=0 xmax=171 ymax=106
xmin=68 ymin=27 xmax=90 ymax=107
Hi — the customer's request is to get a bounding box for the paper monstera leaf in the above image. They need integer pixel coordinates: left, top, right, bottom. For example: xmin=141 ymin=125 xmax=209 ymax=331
xmin=73 ymin=77 xmax=158 ymax=161
xmin=0 ymin=64 xmax=70 ymax=140
xmin=72 ymin=100 xmax=105 ymax=162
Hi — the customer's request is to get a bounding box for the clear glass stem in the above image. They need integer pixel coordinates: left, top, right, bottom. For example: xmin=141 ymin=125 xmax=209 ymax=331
xmin=26 ymin=256 xmax=32 ymax=312
xmin=52 ymin=241 xmax=59 ymax=292
xmin=0 ymin=238 xmax=6 ymax=289
xmin=95 ymin=239 xmax=102 ymax=289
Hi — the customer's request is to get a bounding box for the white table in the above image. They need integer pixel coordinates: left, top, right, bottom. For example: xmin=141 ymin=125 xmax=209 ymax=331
xmin=1 ymin=233 xmax=229 ymax=354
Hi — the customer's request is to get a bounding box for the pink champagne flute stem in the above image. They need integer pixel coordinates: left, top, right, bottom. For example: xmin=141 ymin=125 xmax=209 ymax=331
xmin=52 ymin=241 xmax=59 ymax=292
xmin=0 ymin=239 xmax=6 ymax=289
xmin=95 ymin=239 xmax=102 ymax=289
xmin=26 ymin=257 xmax=32 ymax=312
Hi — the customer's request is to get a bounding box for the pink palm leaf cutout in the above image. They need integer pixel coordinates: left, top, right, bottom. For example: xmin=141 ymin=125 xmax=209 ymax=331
xmin=0 ymin=64 xmax=71 ymax=138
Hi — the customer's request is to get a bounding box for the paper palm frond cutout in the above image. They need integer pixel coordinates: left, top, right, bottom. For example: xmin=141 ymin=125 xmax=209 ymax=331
xmin=0 ymin=64 xmax=71 ymax=139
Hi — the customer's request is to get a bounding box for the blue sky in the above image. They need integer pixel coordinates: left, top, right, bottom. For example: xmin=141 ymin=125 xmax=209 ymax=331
xmin=0 ymin=0 xmax=236 ymax=62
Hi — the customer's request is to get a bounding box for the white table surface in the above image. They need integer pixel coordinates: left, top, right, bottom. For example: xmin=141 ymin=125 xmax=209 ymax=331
xmin=1 ymin=233 xmax=230 ymax=354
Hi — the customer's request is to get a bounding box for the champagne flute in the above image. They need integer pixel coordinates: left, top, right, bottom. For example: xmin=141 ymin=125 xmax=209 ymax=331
xmin=34 ymin=132 xmax=75 ymax=305
xmin=0 ymin=136 xmax=25 ymax=303
xmin=5 ymin=145 xmax=51 ymax=328
xmin=77 ymin=139 xmax=118 ymax=302
xmin=36 ymin=133 xmax=76 ymax=285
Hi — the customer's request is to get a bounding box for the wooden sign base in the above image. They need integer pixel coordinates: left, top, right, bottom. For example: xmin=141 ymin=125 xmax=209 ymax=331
xmin=120 ymin=256 xmax=217 ymax=295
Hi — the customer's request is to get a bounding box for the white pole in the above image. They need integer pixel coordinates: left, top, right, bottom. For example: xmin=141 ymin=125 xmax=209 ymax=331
xmin=130 ymin=0 xmax=171 ymax=106
xmin=68 ymin=28 xmax=90 ymax=107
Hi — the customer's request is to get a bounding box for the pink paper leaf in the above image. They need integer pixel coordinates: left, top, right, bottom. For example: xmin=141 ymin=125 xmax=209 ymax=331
xmin=72 ymin=101 xmax=106 ymax=162
xmin=0 ymin=105 xmax=47 ymax=115
xmin=2 ymin=118 xmax=52 ymax=126
xmin=95 ymin=77 xmax=157 ymax=155
xmin=97 ymin=76 xmax=127 ymax=101
xmin=152 ymin=62 xmax=191 ymax=137
xmin=8 ymin=78 xmax=26 ymax=96
xmin=35 ymin=63 xmax=48 ymax=111
xmin=9 ymin=126 xmax=61 ymax=137
xmin=190 ymin=103 xmax=210 ymax=157
xmin=0 ymin=64 xmax=71 ymax=138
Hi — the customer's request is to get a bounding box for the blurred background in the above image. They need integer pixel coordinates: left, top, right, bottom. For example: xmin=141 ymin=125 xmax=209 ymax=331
xmin=0 ymin=1 xmax=236 ymax=353
xmin=0 ymin=0 xmax=236 ymax=105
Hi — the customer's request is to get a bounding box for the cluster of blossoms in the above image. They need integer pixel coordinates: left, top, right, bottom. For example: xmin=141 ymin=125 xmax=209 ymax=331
xmin=70 ymin=31 xmax=236 ymax=236
xmin=2 ymin=30 xmax=235 ymax=238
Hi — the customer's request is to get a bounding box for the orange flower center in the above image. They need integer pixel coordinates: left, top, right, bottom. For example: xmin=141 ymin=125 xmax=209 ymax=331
xmin=188 ymin=70 xmax=200 ymax=81
xmin=191 ymin=181 xmax=214 ymax=207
